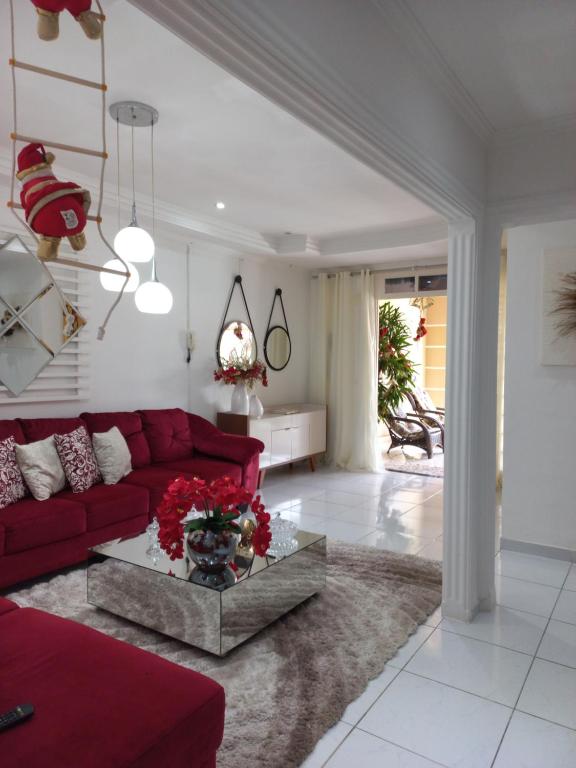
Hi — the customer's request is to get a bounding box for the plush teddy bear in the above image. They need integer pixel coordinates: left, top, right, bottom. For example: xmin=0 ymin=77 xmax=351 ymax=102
xmin=31 ymin=1 xmax=102 ymax=41
xmin=16 ymin=143 xmax=91 ymax=262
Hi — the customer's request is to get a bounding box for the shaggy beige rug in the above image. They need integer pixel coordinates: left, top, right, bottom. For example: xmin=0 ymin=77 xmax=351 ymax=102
xmin=9 ymin=542 xmax=442 ymax=768
xmin=383 ymin=450 xmax=444 ymax=478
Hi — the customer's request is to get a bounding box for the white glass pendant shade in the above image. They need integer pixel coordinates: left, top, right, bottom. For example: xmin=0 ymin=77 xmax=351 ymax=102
xmin=114 ymin=224 xmax=154 ymax=263
xmin=135 ymin=279 xmax=173 ymax=314
xmin=100 ymin=260 xmax=140 ymax=293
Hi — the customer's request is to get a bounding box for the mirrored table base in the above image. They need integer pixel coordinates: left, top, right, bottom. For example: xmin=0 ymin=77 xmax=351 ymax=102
xmin=87 ymin=537 xmax=326 ymax=656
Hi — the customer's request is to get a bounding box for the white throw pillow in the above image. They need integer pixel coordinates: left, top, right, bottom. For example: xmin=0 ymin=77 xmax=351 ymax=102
xmin=15 ymin=436 xmax=67 ymax=501
xmin=92 ymin=426 xmax=132 ymax=485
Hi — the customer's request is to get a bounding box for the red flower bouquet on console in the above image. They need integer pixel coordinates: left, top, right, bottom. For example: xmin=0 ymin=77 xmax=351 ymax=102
xmin=156 ymin=477 xmax=272 ymax=575
xmin=213 ymin=358 xmax=268 ymax=389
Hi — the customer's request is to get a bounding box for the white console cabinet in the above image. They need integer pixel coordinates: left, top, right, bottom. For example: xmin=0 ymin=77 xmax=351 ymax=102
xmin=217 ymin=404 xmax=326 ymax=486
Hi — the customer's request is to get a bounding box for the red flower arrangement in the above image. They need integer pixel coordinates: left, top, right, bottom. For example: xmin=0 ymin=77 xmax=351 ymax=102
xmin=156 ymin=476 xmax=272 ymax=561
xmin=213 ymin=359 xmax=268 ymax=389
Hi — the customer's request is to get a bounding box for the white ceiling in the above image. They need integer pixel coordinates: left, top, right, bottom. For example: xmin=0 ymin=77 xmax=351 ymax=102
xmin=404 ymin=0 xmax=576 ymax=132
xmin=0 ymin=0 xmax=445 ymax=267
xmin=299 ymin=239 xmax=449 ymax=271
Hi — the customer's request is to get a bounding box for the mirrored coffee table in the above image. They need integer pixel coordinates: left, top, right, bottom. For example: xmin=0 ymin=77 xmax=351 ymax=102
xmin=88 ymin=529 xmax=326 ymax=656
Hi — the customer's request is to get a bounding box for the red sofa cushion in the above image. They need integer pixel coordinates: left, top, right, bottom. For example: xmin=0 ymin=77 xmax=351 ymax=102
xmin=80 ymin=411 xmax=151 ymax=469
xmin=0 ymin=497 xmax=86 ymax=555
xmin=160 ymin=457 xmax=243 ymax=486
xmin=0 ymin=607 xmax=225 ymax=768
xmin=0 ymin=419 xmax=26 ymax=444
xmin=139 ymin=408 xmax=194 ymax=462
xmin=122 ymin=466 xmax=183 ymax=513
xmin=0 ymin=596 xmax=18 ymax=616
xmin=19 ymin=417 xmax=86 ymax=443
xmin=122 ymin=459 xmax=242 ymax=514
xmin=58 ymin=484 xmax=149 ymax=532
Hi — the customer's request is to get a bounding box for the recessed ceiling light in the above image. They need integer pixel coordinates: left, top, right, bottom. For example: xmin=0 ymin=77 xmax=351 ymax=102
xmin=215 ymin=201 xmax=226 ymax=210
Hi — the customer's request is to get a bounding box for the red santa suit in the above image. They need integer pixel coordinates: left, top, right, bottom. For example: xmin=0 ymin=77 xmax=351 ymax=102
xmin=32 ymin=0 xmax=92 ymax=16
xmin=17 ymin=143 xmax=91 ymax=260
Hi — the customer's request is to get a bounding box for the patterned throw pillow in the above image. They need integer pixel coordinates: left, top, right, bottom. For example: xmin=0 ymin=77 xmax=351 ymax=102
xmin=54 ymin=426 xmax=101 ymax=493
xmin=0 ymin=437 xmax=28 ymax=509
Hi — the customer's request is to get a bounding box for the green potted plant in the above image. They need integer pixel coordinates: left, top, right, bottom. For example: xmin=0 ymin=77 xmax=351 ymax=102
xmin=378 ymin=301 xmax=416 ymax=420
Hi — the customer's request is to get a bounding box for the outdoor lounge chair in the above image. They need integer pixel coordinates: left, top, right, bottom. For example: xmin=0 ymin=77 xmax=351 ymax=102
xmin=406 ymin=386 xmax=445 ymax=427
xmin=383 ymin=401 xmax=444 ymax=459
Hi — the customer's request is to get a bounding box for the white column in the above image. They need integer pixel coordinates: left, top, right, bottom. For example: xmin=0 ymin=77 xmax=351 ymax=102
xmin=475 ymin=216 xmax=503 ymax=610
xmin=443 ymin=217 xmax=501 ymax=620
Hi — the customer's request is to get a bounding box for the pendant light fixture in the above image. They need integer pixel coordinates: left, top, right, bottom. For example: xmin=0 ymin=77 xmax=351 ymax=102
xmin=108 ymin=101 xmax=172 ymax=315
xmin=101 ymin=113 xmax=139 ymax=293
xmin=109 ymin=102 xmax=156 ymax=263
xmin=134 ymin=107 xmax=173 ymax=315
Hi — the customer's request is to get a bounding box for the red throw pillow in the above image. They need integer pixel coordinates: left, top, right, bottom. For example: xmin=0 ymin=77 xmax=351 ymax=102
xmin=0 ymin=437 xmax=28 ymax=509
xmin=54 ymin=426 xmax=101 ymax=493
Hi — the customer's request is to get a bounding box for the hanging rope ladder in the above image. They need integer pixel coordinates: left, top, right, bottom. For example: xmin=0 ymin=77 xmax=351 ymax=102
xmin=7 ymin=0 xmax=130 ymax=339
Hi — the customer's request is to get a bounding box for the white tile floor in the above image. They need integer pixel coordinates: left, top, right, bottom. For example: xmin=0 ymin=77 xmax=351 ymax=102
xmin=258 ymin=463 xmax=576 ymax=768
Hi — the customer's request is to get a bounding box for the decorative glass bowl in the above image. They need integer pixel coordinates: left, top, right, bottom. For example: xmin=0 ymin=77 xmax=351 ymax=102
xmin=268 ymin=513 xmax=298 ymax=558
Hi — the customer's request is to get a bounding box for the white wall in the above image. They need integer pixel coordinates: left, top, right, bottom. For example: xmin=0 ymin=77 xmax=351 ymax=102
xmin=186 ymin=250 xmax=311 ymax=419
xmin=0 ymin=212 xmax=311 ymax=422
xmin=502 ymin=219 xmax=576 ymax=553
xmin=489 ymin=125 xmax=576 ymax=206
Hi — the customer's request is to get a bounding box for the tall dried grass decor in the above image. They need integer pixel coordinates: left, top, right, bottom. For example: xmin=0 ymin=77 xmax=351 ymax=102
xmin=553 ymin=272 xmax=576 ymax=337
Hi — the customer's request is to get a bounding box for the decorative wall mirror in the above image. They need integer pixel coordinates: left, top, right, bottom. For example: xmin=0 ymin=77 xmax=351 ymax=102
xmin=264 ymin=289 xmax=291 ymax=371
xmin=216 ymin=275 xmax=257 ymax=367
xmin=0 ymin=235 xmax=86 ymax=396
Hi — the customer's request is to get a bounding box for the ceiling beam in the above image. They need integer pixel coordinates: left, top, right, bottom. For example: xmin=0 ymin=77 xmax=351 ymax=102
xmin=319 ymin=217 xmax=447 ymax=256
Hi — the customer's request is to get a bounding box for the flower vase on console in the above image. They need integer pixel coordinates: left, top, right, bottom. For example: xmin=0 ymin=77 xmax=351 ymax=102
xmin=249 ymin=393 xmax=264 ymax=418
xmin=213 ymin=352 xmax=268 ymax=416
xmin=231 ymin=381 xmax=249 ymax=415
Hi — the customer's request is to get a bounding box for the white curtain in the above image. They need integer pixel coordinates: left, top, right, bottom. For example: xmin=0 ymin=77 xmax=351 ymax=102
xmin=310 ymin=271 xmax=378 ymax=471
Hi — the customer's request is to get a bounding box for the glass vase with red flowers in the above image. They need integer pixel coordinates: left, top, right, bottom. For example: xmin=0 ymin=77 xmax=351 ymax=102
xmin=156 ymin=476 xmax=272 ymax=587
xmin=213 ymin=354 xmax=268 ymax=389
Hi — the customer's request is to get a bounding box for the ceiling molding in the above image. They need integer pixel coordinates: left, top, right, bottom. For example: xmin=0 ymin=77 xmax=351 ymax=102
xmin=319 ymin=217 xmax=447 ymax=256
xmin=0 ymin=149 xmax=448 ymax=266
xmin=491 ymin=112 xmax=576 ymax=146
xmin=265 ymin=233 xmax=321 ymax=257
xmin=375 ymin=1 xmax=576 ymax=150
xmin=312 ymin=254 xmax=447 ymax=275
xmin=373 ymin=0 xmax=495 ymax=143
xmin=129 ymin=0 xmax=482 ymax=221
xmin=0 ymin=149 xmax=275 ymax=257
xmin=488 ymin=189 xmax=576 ymax=229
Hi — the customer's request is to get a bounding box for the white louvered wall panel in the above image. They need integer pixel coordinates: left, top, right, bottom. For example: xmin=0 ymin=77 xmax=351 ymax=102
xmin=0 ymin=234 xmax=91 ymax=405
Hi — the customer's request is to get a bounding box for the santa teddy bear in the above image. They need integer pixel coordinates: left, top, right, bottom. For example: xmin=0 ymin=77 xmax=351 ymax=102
xmin=31 ymin=1 xmax=102 ymax=41
xmin=16 ymin=142 xmax=91 ymax=261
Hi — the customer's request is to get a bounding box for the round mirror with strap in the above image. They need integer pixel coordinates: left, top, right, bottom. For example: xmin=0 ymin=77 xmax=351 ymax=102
xmin=264 ymin=288 xmax=291 ymax=371
xmin=216 ymin=275 xmax=257 ymax=367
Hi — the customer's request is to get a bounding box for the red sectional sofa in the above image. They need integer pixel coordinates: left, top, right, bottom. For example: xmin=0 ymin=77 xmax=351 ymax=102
xmin=0 ymin=408 xmax=263 ymax=589
xmin=0 ymin=595 xmax=225 ymax=767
